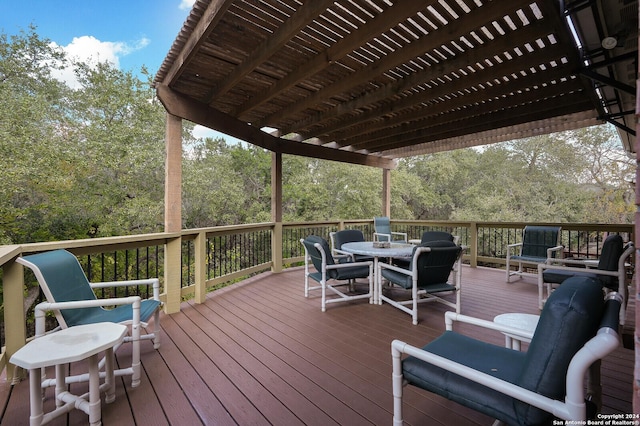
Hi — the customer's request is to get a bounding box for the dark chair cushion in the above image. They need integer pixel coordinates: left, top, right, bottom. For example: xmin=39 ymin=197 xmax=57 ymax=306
xmin=334 ymin=229 xmax=374 ymax=262
xmin=515 ymin=277 xmax=603 ymax=424
xmin=542 ymin=234 xmax=624 ymax=290
xmin=421 ymin=231 xmax=455 ymax=243
xmin=520 ymin=226 xmax=560 ymax=258
xmin=382 ymin=240 xmax=459 ymax=291
xmin=304 ymin=235 xmax=370 ymax=282
xmin=334 ymin=229 xmax=365 ymax=247
xmin=402 ymin=276 xmax=604 ymax=425
xmin=596 ymin=235 xmax=623 ymax=289
xmin=403 ymin=332 xmax=526 ymax=424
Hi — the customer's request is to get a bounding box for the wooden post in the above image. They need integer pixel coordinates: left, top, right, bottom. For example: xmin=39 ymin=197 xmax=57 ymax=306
xmin=382 ymin=168 xmax=391 ymax=216
xmin=469 ymin=222 xmax=478 ymax=268
xmin=271 ymin=152 xmax=283 ymax=273
xmin=165 ymin=113 xmax=182 ymax=233
xmin=164 ymin=113 xmax=183 ymax=313
xmin=4 ymin=259 xmax=26 ymax=383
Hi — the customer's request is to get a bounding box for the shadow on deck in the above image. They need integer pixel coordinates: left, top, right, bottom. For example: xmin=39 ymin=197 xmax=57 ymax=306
xmin=0 ymin=266 xmax=634 ymax=425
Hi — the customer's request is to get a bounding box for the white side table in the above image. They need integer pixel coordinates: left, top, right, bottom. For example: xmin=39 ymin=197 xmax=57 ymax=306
xmin=493 ymin=313 xmax=539 ymax=350
xmin=10 ymin=322 xmax=127 ymax=426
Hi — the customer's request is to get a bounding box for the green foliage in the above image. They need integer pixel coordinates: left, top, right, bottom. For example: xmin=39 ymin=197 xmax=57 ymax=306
xmin=0 ymin=27 xmax=634 ymax=246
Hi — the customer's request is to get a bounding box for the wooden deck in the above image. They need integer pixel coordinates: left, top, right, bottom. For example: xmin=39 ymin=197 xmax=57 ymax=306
xmin=0 ymin=266 xmax=634 ymax=425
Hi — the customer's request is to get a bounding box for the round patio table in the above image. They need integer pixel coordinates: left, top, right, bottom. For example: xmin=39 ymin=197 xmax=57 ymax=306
xmin=493 ymin=313 xmax=539 ymax=351
xmin=341 ymin=241 xmax=414 ymax=304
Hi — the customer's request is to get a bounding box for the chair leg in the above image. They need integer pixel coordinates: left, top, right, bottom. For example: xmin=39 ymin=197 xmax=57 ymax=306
xmin=505 ymin=257 xmax=511 ymax=282
xmin=391 ymin=342 xmax=405 ymax=426
xmin=587 ymin=360 xmax=603 ymax=412
xmin=321 ymin=279 xmax=326 ymax=312
xmin=131 ymin=303 xmax=142 ymax=388
xmin=537 ymin=274 xmax=545 ymax=310
xmin=411 ymin=284 xmax=418 ymax=325
xmin=152 ymin=309 xmax=161 ymax=349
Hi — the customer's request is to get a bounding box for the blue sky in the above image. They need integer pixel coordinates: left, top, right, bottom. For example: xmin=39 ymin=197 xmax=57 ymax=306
xmin=0 ymin=0 xmax=244 ymax=142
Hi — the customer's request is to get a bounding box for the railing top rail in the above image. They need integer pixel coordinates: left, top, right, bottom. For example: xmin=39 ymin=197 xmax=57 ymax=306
xmin=17 ymin=233 xmax=180 ymax=257
xmin=181 ymin=223 xmax=275 ymax=240
xmin=282 ymin=221 xmax=342 ymax=228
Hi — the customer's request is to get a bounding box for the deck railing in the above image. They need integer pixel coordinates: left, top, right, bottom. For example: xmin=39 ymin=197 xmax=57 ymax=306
xmin=0 ymin=220 xmax=633 ymax=379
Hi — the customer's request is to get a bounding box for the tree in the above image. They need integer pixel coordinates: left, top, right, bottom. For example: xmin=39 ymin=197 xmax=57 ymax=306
xmin=66 ymin=62 xmax=166 ymax=236
xmin=182 ymin=138 xmax=269 ymax=227
xmin=0 ymin=26 xmax=71 ymax=243
xmin=0 ymin=27 xmax=167 ymax=242
xmin=564 ymin=126 xmax=635 ymax=223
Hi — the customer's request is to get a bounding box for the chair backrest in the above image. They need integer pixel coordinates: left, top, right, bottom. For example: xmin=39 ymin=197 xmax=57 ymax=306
xmin=520 ymin=225 xmax=561 ymax=258
xmin=421 ymin=231 xmax=454 ymax=244
xmin=302 ymin=235 xmax=337 ymax=278
xmin=596 ymin=234 xmax=624 ymax=289
xmin=333 ymin=229 xmax=365 ymax=250
xmin=374 ymin=216 xmax=391 ymax=236
xmin=414 ymin=240 xmax=462 ymax=286
xmin=17 ymin=249 xmax=98 ymax=328
xmin=516 ymin=276 xmax=606 ymax=424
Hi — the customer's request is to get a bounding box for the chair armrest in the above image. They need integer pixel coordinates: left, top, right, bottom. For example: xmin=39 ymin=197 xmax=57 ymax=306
xmin=332 ymin=250 xmax=355 ymax=261
xmin=373 ymin=232 xmax=391 ymax=242
xmin=34 ymin=296 xmax=141 ymax=337
xmin=540 ymin=258 xmax=592 ymax=267
xmin=391 ymin=232 xmax=408 ymax=242
xmin=90 ymin=278 xmax=161 ymax=301
xmin=537 ymin=263 xmax=619 ymax=278
xmin=506 ymin=242 xmax=523 ymax=257
xmin=374 ymin=231 xmax=408 ymax=242
xmin=545 ymin=245 xmax=564 ymax=261
xmin=326 ymin=260 xmax=373 ymax=270
xmin=378 ymin=259 xmax=413 ymax=275
xmin=391 ymin=339 xmax=591 ymax=421
xmin=443 ymin=311 xmax=535 ymax=340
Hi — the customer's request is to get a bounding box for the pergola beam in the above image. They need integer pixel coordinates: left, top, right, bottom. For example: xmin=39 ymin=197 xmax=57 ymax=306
xmin=159 ymin=0 xmax=235 ymax=87
xmin=234 ymin=0 xmax=437 ymax=118
xmin=254 ymin=0 xmax=533 ymax=129
xmin=156 ymin=84 xmax=396 ymax=169
xmin=289 ymin=23 xmax=567 ymax=140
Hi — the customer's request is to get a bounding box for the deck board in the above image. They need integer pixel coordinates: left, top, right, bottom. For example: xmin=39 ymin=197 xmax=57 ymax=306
xmin=0 ymin=266 xmax=634 ymax=425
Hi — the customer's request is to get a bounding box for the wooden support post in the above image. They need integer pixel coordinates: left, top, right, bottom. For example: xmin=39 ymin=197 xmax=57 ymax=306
xmin=382 ymin=168 xmax=391 ymax=217
xmin=164 ymin=113 xmax=183 ymax=313
xmin=469 ymin=222 xmax=478 ymax=268
xmin=4 ymin=258 xmax=26 ymax=383
xmin=272 ymin=152 xmax=283 ymax=273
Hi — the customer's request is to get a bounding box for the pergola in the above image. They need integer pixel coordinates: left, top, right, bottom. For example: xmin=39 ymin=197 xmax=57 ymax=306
xmin=152 ymin=0 xmax=639 ymax=409
xmin=153 ymin=0 xmax=637 ymax=224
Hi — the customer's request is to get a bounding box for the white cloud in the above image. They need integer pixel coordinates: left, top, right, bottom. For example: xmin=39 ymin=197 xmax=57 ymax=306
xmin=192 ymin=125 xmax=246 ymax=146
xmin=179 ymin=0 xmax=196 ymax=10
xmin=49 ymin=36 xmax=150 ymax=88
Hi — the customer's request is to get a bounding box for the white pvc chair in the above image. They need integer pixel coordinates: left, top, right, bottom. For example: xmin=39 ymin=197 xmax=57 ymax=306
xmin=17 ymin=249 xmax=162 ymax=388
